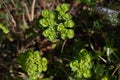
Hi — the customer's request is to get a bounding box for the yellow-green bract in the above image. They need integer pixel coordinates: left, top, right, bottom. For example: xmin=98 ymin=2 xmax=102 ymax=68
xmin=57 ymin=23 xmax=65 ymax=31
xmin=39 ymin=3 xmax=75 ymax=41
xmin=17 ymin=50 xmax=48 ymax=80
xmin=56 ymin=3 xmax=70 ymax=14
xmin=101 ymin=76 xmax=109 ymax=80
xmin=42 ymin=9 xmax=56 ymax=19
xmin=69 ymin=49 xmax=92 ymax=79
xmin=64 ymin=20 xmax=74 ymax=28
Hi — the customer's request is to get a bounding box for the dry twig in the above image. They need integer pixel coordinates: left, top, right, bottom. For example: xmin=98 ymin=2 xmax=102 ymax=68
xmin=31 ymin=0 xmax=36 ymax=21
xmin=112 ymin=65 xmax=120 ymax=76
xmin=61 ymin=40 xmax=67 ymax=53
xmin=22 ymin=0 xmax=36 ymax=22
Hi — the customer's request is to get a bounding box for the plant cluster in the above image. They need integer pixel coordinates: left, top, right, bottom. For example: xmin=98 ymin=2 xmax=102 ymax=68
xmin=17 ymin=50 xmax=48 ymax=80
xmin=69 ymin=49 xmax=93 ymax=79
xmin=1 ymin=0 xmax=120 ymax=80
xmin=39 ymin=3 xmax=75 ymax=41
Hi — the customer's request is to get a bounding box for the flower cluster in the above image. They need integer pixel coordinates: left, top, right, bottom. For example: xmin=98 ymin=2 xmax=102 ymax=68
xmin=39 ymin=3 xmax=74 ymax=41
xmin=17 ymin=50 xmax=48 ymax=79
xmin=69 ymin=49 xmax=93 ymax=79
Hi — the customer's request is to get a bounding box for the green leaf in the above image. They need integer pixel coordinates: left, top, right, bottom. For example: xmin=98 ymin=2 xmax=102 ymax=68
xmin=64 ymin=20 xmax=74 ymax=28
xmin=63 ymin=13 xmax=72 ymax=20
xmin=49 ymin=11 xmax=56 ymax=19
xmin=49 ymin=32 xmax=57 ymax=41
xmin=34 ymin=51 xmax=42 ymax=59
xmin=42 ymin=9 xmax=56 ymax=19
xmin=57 ymin=23 xmax=65 ymax=31
xmin=101 ymin=76 xmax=109 ymax=80
xmin=61 ymin=29 xmax=74 ymax=39
xmin=67 ymin=29 xmax=74 ymax=39
xmin=70 ymin=60 xmax=79 ymax=72
xmin=59 ymin=11 xmax=65 ymax=15
xmin=0 ymin=23 xmax=9 ymax=34
xmin=39 ymin=19 xmax=48 ymax=27
xmin=83 ymin=70 xmax=91 ymax=78
xmin=93 ymin=20 xmax=103 ymax=29
xmin=42 ymin=9 xmax=50 ymax=18
xmin=43 ymin=29 xmax=50 ymax=37
xmin=58 ymin=14 xmax=63 ymax=20
xmin=61 ymin=3 xmax=70 ymax=13
xmin=61 ymin=33 xmax=67 ymax=40
xmin=56 ymin=5 xmax=61 ymax=12
xmin=49 ymin=28 xmax=57 ymax=40
xmin=42 ymin=57 xmax=48 ymax=66
xmin=43 ymin=28 xmax=57 ymax=41
xmin=56 ymin=3 xmax=70 ymax=14
xmin=42 ymin=58 xmax=48 ymax=71
xmin=77 ymin=71 xmax=82 ymax=78
xmin=48 ymin=19 xmax=56 ymax=26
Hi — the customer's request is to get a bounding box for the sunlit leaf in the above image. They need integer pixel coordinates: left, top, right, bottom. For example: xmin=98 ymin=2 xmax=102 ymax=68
xmin=56 ymin=3 xmax=70 ymax=13
xmin=63 ymin=13 xmax=72 ymax=20
xmin=49 ymin=11 xmax=56 ymax=19
xmin=61 ymin=3 xmax=70 ymax=13
xmin=48 ymin=19 xmax=56 ymax=26
xmin=61 ymin=33 xmax=67 ymax=40
xmin=42 ymin=9 xmax=50 ymax=18
xmin=0 ymin=23 xmax=9 ymax=34
xmin=64 ymin=20 xmax=75 ymax=28
xmin=67 ymin=29 xmax=74 ymax=39
xmin=39 ymin=19 xmax=48 ymax=27
xmin=57 ymin=23 xmax=65 ymax=31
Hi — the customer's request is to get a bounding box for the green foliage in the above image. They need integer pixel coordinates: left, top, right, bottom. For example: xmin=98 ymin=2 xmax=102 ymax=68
xmin=76 ymin=0 xmax=97 ymax=6
xmin=1 ymin=0 xmax=120 ymax=80
xmin=69 ymin=49 xmax=93 ymax=79
xmin=0 ymin=23 xmax=9 ymax=34
xmin=39 ymin=3 xmax=74 ymax=41
xmin=94 ymin=63 xmax=106 ymax=77
xmin=93 ymin=20 xmax=103 ymax=29
xmin=17 ymin=50 xmax=48 ymax=80
xmin=101 ymin=76 xmax=109 ymax=80
xmin=56 ymin=3 xmax=70 ymax=15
